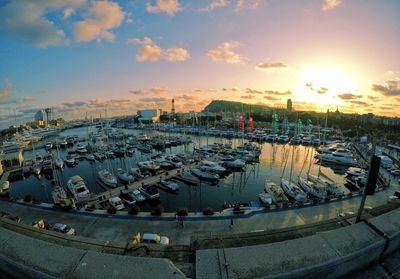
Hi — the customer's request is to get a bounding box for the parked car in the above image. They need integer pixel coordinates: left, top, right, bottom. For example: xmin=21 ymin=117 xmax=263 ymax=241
xmin=0 ymin=211 xmax=21 ymax=223
xmin=141 ymin=233 xmax=170 ymax=245
xmin=32 ymin=219 xmax=51 ymax=230
xmin=52 ymin=223 xmax=76 ymax=235
xmin=338 ymin=211 xmax=355 ymax=218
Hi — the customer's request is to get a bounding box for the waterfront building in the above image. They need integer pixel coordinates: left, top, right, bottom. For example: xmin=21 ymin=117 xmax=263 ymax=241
xmin=137 ymin=109 xmax=162 ymax=123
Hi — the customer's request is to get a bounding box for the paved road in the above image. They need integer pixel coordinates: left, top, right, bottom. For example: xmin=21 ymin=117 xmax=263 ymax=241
xmin=1 ymin=169 xmax=399 ymax=245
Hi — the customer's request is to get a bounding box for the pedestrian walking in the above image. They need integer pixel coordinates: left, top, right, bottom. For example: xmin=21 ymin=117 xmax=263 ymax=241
xmin=175 ymin=214 xmax=179 ymax=227
xmin=179 ymin=216 xmax=184 ymax=228
xmin=229 ymin=218 xmax=234 ymax=229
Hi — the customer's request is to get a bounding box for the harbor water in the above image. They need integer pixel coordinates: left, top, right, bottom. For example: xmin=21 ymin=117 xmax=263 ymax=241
xmin=9 ymin=127 xmax=350 ymax=212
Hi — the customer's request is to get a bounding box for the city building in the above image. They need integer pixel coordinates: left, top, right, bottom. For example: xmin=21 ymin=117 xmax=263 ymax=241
xmin=287 ymin=99 xmax=293 ymax=111
xmin=137 ymin=109 xmax=162 ymax=123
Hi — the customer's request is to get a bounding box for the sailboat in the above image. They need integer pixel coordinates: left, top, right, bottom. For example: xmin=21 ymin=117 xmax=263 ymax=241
xmin=280 ymin=145 xmax=307 ymax=202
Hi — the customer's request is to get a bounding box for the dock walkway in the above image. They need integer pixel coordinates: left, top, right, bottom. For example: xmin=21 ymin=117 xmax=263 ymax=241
xmin=84 ymin=164 xmax=197 ymax=207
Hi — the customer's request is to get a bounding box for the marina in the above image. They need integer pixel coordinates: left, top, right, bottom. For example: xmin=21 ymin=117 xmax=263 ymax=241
xmin=2 ymin=123 xmax=395 ymax=214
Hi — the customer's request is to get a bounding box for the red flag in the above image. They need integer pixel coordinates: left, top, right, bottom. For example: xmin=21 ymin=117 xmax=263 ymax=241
xmin=239 ymin=113 xmax=243 ymax=130
xmin=249 ymin=116 xmax=254 ymax=130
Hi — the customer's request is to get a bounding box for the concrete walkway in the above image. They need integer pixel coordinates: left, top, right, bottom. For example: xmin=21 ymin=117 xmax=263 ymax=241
xmin=1 ymin=173 xmax=398 ymax=246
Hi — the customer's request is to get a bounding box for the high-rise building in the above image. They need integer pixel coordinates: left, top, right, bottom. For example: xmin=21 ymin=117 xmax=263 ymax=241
xmin=287 ymin=99 xmax=293 ymax=111
xmin=171 ymin=98 xmax=175 ymax=115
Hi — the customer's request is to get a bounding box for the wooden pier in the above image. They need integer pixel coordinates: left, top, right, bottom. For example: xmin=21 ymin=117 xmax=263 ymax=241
xmin=83 ymin=164 xmax=197 ymax=207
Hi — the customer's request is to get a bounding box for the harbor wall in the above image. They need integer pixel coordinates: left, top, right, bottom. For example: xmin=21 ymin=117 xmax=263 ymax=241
xmin=196 ymin=208 xmax=400 ymax=279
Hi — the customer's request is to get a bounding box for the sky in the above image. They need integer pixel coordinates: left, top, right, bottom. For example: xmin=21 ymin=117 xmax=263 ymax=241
xmin=0 ymin=0 xmax=400 ymax=128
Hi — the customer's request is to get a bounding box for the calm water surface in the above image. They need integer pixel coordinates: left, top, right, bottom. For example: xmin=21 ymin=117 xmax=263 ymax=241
xmin=10 ymin=127 xmax=350 ymax=212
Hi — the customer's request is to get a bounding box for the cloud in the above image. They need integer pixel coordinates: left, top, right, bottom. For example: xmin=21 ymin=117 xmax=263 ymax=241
xmin=367 ymin=95 xmax=380 ymax=102
xmin=74 ymin=1 xmax=124 ymax=43
xmin=322 ymin=0 xmax=343 ymax=11
xmin=348 ymin=100 xmax=370 ymax=107
xmin=207 ymin=42 xmax=247 ymax=64
xmin=231 ymin=86 xmax=240 ymax=91
xmin=137 ymin=44 xmax=163 ymax=61
xmin=371 ymin=80 xmax=400 ymax=96
xmin=241 ymin=95 xmax=255 ymax=99
xmin=236 ymin=0 xmax=263 ymax=10
xmin=174 ymin=95 xmax=198 ymax=101
xmin=246 ymin=88 xmax=263 ymax=94
xmin=0 ymin=80 xmax=13 ymax=104
xmin=316 ymin=87 xmax=328 ymax=94
xmin=128 ymin=37 xmax=189 ymax=62
xmin=146 ymin=0 xmax=182 ymax=16
xmin=62 ymin=7 xmax=76 ymax=19
xmin=0 ymin=0 xmax=83 ymax=47
xmin=199 ymin=0 xmax=229 ymax=12
xmin=255 ymin=62 xmax=288 ymax=72
xmin=129 ymin=90 xmax=146 ymax=95
xmin=264 ymin=90 xmax=291 ymax=95
xmin=264 ymin=96 xmax=279 ymax=101
xmin=62 ymin=101 xmax=88 ymax=108
xmin=164 ymin=47 xmax=190 ymax=61
xmin=150 ymin=86 xmax=169 ymax=94
xmin=337 ymin=93 xmax=361 ymax=100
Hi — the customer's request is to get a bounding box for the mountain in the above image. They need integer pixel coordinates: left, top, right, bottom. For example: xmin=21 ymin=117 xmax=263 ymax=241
xmin=202 ymin=100 xmax=271 ymax=114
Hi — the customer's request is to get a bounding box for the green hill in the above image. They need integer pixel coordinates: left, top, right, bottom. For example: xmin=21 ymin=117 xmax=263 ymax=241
xmin=203 ymin=100 xmax=271 ymax=114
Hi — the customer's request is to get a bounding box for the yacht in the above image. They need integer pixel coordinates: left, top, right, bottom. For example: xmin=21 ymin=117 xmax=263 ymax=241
xmin=280 ymin=179 xmax=307 ymax=202
xmin=139 ymin=185 xmax=160 ymax=199
xmin=116 ymin=168 xmax=135 ymax=184
xmin=345 ymin=175 xmax=366 ymax=191
xmin=301 ymin=136 xmax=312 ymax=145
xmin=76 ymin=143 xmax=88 ymax=155
xmin=278 ymin=134 xmax=290 ymax=143
xmin=85 ymin=154 xmax=95 ymax=161
xmin=290 ymin=135 xmax=302 ymax=145
xmin=298 ymin=177 xmax=327 ymax=199
xmin=129 ymin=167 xmax=149 ymax=179
xmin=316 ymin=149 xmax=357 ymax=166
xmin=51 ymin=185 xmax=67 ymax=204
xmin=32 ymin=162 xmax=42 ymax=175
xmin=160 ymin=179 xmax=180 ymax=191
xmin=45 ymin=142 xmax=53 ymax=150
xmin=191 ymin=168 xmax=220 ymax=182
xmin=264 ymin=180 xmax=289 ymax=204
xmin=200 ymin=160 xmax=226 ymax=174
xmin=217 ymin=157 xmax=246 ymax=171
xmin=266 ymin=133 xmax=278 ymax=142
xmin=67 ymin=175 xmax=90 ymax=200
xmin=65 ymin=155 xmax=77 ymax=167
xmin=137 ymin=161 xmax=160 ymax=173
xmin=259 ymin=192 xmax=273 ymax=205
xmin=54 ymin=158 xmax=64 ymax=169
xmin=22 ymin=160 xmax=33 ymax=175
xmin=109 ymin=197 xmax=125 ymax=211
xmin=98 ymin=169 xmax=118 ymax=188
xmin=131 ymin=189 xmax=146 ymax=202
xmin=346 ymin=167 xmax=367 ymax=177
xmin=308 ymin=175 xmax=344 ymax=197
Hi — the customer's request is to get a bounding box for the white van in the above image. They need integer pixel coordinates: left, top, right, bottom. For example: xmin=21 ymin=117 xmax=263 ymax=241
xmin=141 ymin=233 xmax=170 ymax=245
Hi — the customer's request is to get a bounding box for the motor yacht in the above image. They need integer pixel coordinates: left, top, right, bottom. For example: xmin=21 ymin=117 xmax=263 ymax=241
xmin=67 ymin=175 xmax=90 ymax=200
xmin=280 ymin=179 xmax=307 ymax=202
xmin=259 ymin=192 xmax=273 ymax=205
xmin=191 ymin=168 xmax=220 ymax=182
xmin=131 ymin=189 xmax=146 ymax=202
xmin=54 ymin=158 xmax=64 ymax=169
xmin=266 ymin=133 xmax=278 ymax=142
xmin=98 ymin=169 xmax=118 ymax=188
xmin=200 ymin=160 xmax=226 ymax=174
xmin=160 ymin=179 xmax=180 ymax=191
xmin=264 ymin=179 xmax=289 ymax=204
xmin=139 ymin=185 xmax=160 ymax=199
xmin=316 ymin=149 xmax=357 ymax=166
xmin=116 ymin=168 xmax=135 ymax=184
xmin=278 ymin=134 xmax=290 ymax=143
